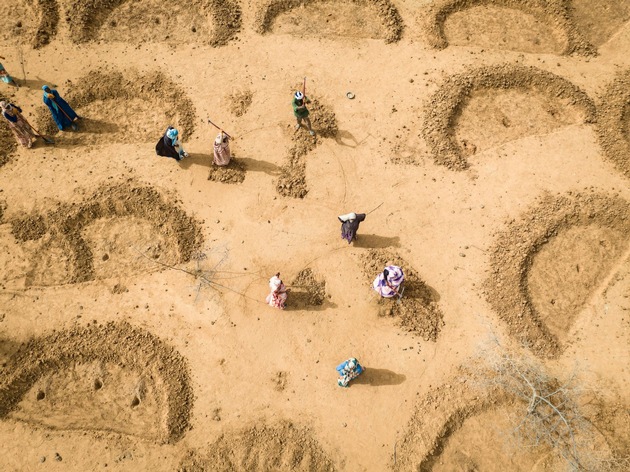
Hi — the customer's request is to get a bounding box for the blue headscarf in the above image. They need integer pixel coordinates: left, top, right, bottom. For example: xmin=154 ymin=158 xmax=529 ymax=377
xmin=43 ymin=85 xmax=58 ymax=112
xmin=166 ymin=128 xmax=178 ymax=145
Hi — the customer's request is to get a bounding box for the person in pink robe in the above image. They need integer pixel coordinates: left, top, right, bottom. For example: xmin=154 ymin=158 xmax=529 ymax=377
xmin=266 ymin=273 xmax=288 ymax=309
xmin=213 ymin=131 xmax=231 ymax=166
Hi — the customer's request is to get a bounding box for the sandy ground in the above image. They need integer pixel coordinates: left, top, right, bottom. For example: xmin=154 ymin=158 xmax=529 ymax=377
xmin=1 ymin=0 xmax=630 ymax=471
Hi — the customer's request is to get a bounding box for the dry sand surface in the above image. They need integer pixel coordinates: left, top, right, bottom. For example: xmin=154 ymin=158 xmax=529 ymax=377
xmin=1 ymin=0 xmax=630 ymax=470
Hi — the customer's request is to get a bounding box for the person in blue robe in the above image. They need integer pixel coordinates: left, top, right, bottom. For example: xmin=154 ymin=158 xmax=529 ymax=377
xmin=155 ymin=126 xmax=188 ymax=161
xmin=42 ymin=85 xmax=79 ymax=131
xmin=336 ymin=358 xmax=364 ymax=387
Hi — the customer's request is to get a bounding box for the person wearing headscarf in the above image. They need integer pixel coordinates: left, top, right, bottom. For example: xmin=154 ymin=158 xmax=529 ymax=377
xmin=336 ymin=357 xmax=364 ymax=387
xmin=0 ymin=57 xmax=18 ymax=87
xmin=42 ymin=85 xmax=79 ymax=131
xmin=372 ymin=265 xmax=404 ymax=298
xmin=266 ymin=272 xmax=288 ymax=309
xmin=1 ymin=101 xmax=39 ymax=148
xmin=292 ymin=91 xmax=314 ymax=136
xmin=213 ymin=130 xmax=231 ymax=166
xmin=338 ymin=212 xmax=366 ymax=244
xmin=155 ymin=126 xmax=188 ymax=161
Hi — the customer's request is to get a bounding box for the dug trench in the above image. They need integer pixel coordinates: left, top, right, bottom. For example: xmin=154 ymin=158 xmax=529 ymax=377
xmin=421 ymin=0 xmax=595 ymax=55
xmin=254 ymin=0 xmax=403 ymax=44
xmin=0 ymin=321 xmax=194 ymax=444
xmin=177 ymin=420 xmax=337 ymax=472
xmin=35 ymin=69 xmax=196 ymax=145
xmin=8 ymin=182 xmax=203 ymax=286
xmin=421 ymin=63 xmax=596 ymax=171
xmin=63 ymin=0 xmax=241 ymax=47
xmin=394 ymin=370 xmax=622 ymax=472
xmin=483 ymin=191 xmax=630 ymax=358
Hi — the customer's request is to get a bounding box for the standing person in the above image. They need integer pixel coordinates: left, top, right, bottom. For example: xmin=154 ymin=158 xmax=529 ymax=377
xmin=155 ymin=126 xmax=188 ymax=161
xmin=42 ymin=85 xmax=79 ymax=131
xmin=213 ymin=130 xmax=231 ymax=166
xmin=266 ymin=272 xmax=289 ymax=309
xmin=338 ymin=212 xmax=366 ymax=244
xmin=0 ymin=57 xmax=18 ymax=87
xmin=336 ymin=357 xmax=364 ymax=387
xmin=372 ymin=265 xmax=404 ymax=298
xmin=1 ymin=101 xmax=40 ymax=148
xmin=292 ymin=91 xmax=314 ymax=136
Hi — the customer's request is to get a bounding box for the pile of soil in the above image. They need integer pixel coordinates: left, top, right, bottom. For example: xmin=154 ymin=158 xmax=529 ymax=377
xmin=483 ymin=191 xmax=630 ymax=358
xmin=2 ymin=0 xmax=59 ymax=48
xmin=0 ymin=321 xmax=193 ymax=444
xmin=207 ymin=159 xmax=247 ymax=184
xmin=0 ymin=120 xmax=16 ymax=168
xmin=34 ymin=0 xmax=59 ymax=48
xmin=422 ymin=0 xmax=595 ymax=55
xmin=361 ymin=249 xmax=444 ymax=342
xmin=178 ymin=421 xmax=337 ymax=471
xmin=422 ymin=63 xmax=596 ymax=170
xmin=64 ymin=0 xmax=240 ymax=46
xmin=35 ymin=68 xmax=196 ymax=141
xmin=290 ymin=268 xmax=327 ymax=307
xmin=9 ymin=182 xmax=204 ymax=284
xmin=276 ymin=98 xmax=338 ymax=198
xmin=228 ymin=90 xmax=253 ymax=117
xmin=254 ymin=0 xmax=403 ymax=43
xmin=596 ymin=68 xmax=630 ymax=179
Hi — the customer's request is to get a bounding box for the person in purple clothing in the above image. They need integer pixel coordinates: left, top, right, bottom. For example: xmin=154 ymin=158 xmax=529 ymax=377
xmin=338 ymin=212 xmax=366 ymax=244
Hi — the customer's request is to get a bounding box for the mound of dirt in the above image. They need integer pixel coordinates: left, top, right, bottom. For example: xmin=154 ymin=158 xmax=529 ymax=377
xmin=228 ymin=90 xmax=253 ymax=117
xmin=484 ymin=191 xmax=630 ymax=358
xmin=422 ymin=0 xmax=595 ymax=55
xmin=35 ymin=68 xmax=196 ymax=141
xmin=0 ymin=321 xmax=193 ymax=444
xmin=0 ymin=0 xmax=58 ymax=48
xmin=9 ymin=182 xmax=204 ymax=285
xmin=178 ymin=421 xmax=337 ymax=471
xmin=290 ymin=268 xmax=327 ymax=307
xmin=276 ymin=98 xmax=338 ymax=198
xmin=33 ymin=0 xmax=59 ymax=48
xmin=207 ymin=158 xmax=246 ymax=184
xmin=422 ymin=63 xmax=596 ymax=170
xmin=361 ymin=249 xmax=444 ymax=342
xmin=596 ymin=68 xmax=630 ymax=179
xmin=64 ymin=0 xmax=241 ymax=46
xmin=0 ymin=120 xmax=17 ymax=168
xmin=254 ymin=0 xmax=403 ymax=43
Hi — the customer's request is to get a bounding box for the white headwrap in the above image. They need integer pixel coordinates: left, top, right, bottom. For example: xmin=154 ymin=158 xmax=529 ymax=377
xmin=338 ymin=212 xmax=357 ymax=223
xmin=269 ymin=275 xmax=282 ymax=292
xmin=215 ymin=133 xmax=225 ymax=145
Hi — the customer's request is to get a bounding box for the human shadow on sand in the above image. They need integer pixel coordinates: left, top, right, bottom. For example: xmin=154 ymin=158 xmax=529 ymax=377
xmin=352 ymin=368 xmax=406 ymax=386
xmin=286 ymin=294 xmax=337 ymax=312
xmin=237 ymin=157 xmax=280 ymax=176
xmin=17 ymin=78 xmax=57 ymax=90
xmin=334 ymin=129 xmax=359 ymax=148
xmin=352 ymin=234 xmax=400 ymax=249
xmin=178 ymin=153 xmax=211 ymax=170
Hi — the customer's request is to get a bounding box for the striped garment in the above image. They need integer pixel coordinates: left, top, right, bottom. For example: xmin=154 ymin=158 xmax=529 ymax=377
xmin=372 ymin=265 xmax=404 ymax=298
